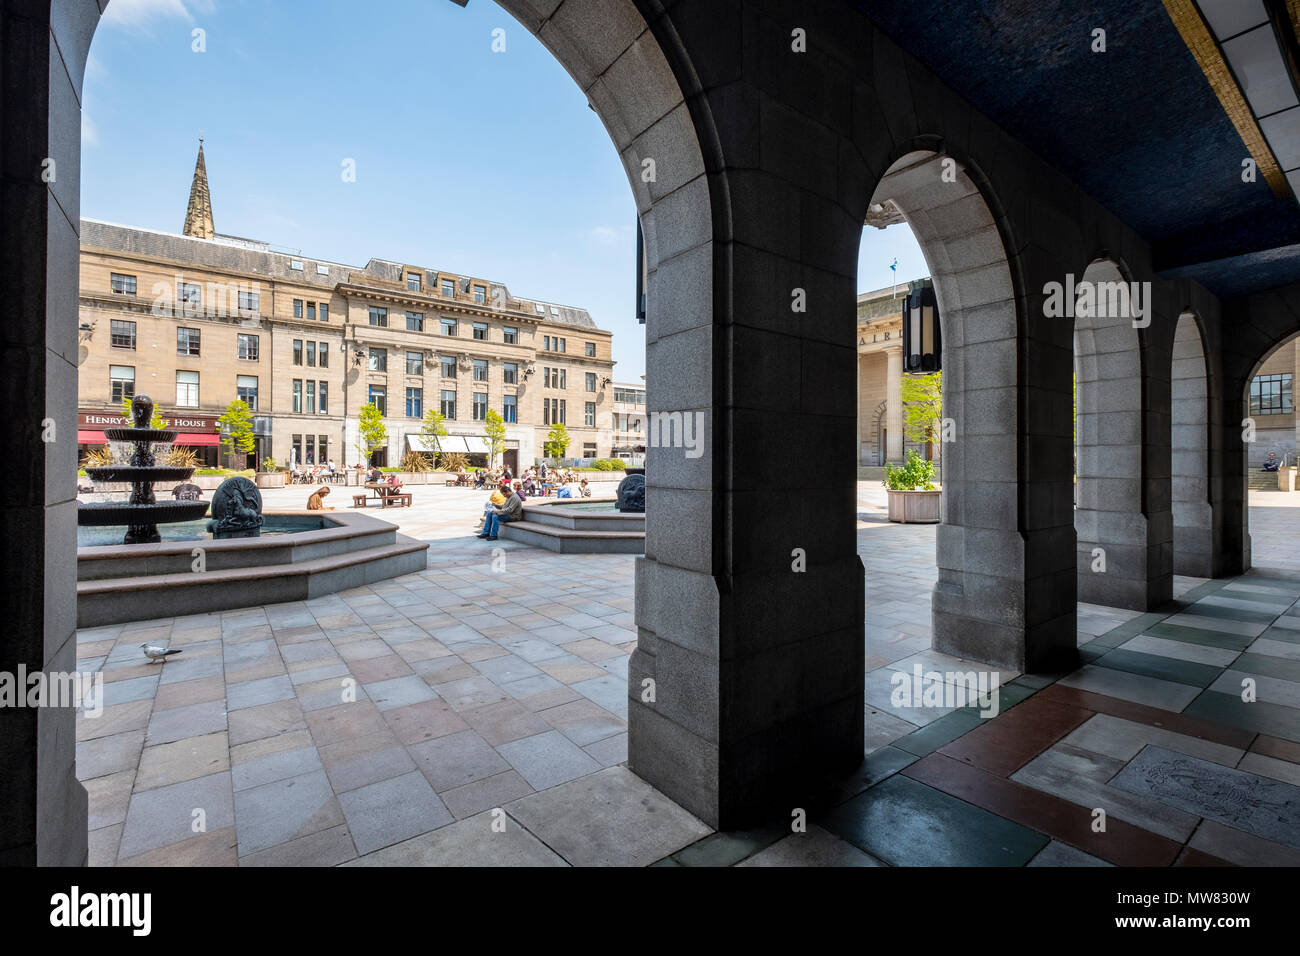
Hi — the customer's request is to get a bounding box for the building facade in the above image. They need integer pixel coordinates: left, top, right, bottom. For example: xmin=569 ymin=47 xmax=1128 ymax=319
xmin=856 ymin=280 xmax=939 ymax=466
xmin=75 ymin=147 xmax=617 ymax=471
xmin=611 ymin=379 xmax=647 ymax=464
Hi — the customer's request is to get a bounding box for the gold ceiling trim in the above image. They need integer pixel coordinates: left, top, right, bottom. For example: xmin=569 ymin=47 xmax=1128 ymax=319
xmin=1162 ymin=0 xmax=1290 ymax=198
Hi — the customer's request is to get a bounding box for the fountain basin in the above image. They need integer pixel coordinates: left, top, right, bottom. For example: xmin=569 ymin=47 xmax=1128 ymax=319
xmin=103 ymin=426 xmax=178 ymax=443
xmin=497 ymin=496 xmax=645 ymax=553
xmin=77 ymin=500 xmax=211 ymax=526
xmin=84 ymin=466 xmax=198 ymax=484
xmin=77 ymin=511 xmax=428 ymax=626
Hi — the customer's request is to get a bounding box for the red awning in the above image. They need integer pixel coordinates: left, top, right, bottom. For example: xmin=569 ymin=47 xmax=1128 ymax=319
xmin=175 ymin=433 xmax=219 ymax=446
xmin=77 ymin=431 xmax=108 ymax=444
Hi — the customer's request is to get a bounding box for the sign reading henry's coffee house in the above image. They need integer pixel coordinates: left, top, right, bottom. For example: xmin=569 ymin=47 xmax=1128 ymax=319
xmin=78 ymin=410 xmax=221 ymax=432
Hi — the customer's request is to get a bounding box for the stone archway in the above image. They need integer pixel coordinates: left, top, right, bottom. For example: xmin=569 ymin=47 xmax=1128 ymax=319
xmin=871 ymin=400 xmax=887 ymax=465
xmin=7 ymin=0 xmax=723 ymax=861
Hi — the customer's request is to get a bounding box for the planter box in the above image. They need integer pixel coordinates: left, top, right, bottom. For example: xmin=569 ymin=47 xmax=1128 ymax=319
xmin=256 ymin=472 xmax=286 ymax=489
xmin=1281 ymin=467 xmax=1297 ymax=492
xmin=887 ymin=488 xmax=941 ymax=523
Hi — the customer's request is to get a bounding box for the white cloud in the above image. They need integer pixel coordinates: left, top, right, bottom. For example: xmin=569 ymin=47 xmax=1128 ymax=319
xmin=101 ymin=0 xmax=214 ymax=32
xmin=584 ymin=225 xmax=628 ymax=247
xmin=82 ymin=112 xmax=99 ymax=146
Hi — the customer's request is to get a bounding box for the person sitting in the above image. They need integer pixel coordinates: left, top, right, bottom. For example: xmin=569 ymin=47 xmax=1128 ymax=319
xmin=366 ymin=465 xmax=383 ymax=484
xmin=385 ymin=472 xmax=403 ymax=490
xmin=307 ymin=486 xmax=334 ymax=510
xmin=474 ymin=470 xmax=487 ymax=489
xmin=480 ymin=484 xmax=523 ymax=540
xmin=1263 ymin=453 xmax=1281 ymax=472
xmin=578 ymin=478 xmax=591 ymax=498
xmin=515 ymin=479 xmax=528 ymax=501
xmin=476 ymin=483 xmax=509 ymax=530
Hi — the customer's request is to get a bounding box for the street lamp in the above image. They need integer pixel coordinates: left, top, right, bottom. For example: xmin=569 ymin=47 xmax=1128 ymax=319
xmin=903 ymin=278 xmax=941 ymax=373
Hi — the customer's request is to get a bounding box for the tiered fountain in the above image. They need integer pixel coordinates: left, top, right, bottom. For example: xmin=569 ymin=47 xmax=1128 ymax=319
xmin=77 ymin=394 xmax=210 ymax=544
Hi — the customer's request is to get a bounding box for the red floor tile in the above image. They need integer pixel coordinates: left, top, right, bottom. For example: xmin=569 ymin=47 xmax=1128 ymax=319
xmin=1038 ymin=684 xmax=1256 ymax=750
xmin=938 ymin=694 xmax=1094 ymax=776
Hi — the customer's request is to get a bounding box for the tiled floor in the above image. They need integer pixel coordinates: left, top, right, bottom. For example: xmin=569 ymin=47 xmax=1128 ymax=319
xmin=74 ymin=484 xmax=1300 ymax=865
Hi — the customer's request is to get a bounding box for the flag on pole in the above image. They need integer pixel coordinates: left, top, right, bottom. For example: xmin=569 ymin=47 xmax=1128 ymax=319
xmin=889 ymin=257 xmax=899 ymax=296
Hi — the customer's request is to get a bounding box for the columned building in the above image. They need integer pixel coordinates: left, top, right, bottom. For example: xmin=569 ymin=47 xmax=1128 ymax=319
xmin=74 ymin=147 xmax=617 ymax=472
xmin=856 ymin=280 xmax=939 ymax=466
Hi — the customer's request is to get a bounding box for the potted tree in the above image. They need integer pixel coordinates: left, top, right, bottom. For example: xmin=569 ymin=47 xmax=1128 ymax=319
xmin=884 ymin=450 xmax=941 ymax=523
xmin=257 ymin=457 xmax=285 ymax=488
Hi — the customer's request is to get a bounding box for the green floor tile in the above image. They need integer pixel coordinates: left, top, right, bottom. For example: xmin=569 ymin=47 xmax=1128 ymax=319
xmin=1183 ymin=690 xmax=1300 ymax=743
xmin=1010 ymin=672 xmax=1057 ymax=690
xmin=1146 ymin=622 xmax=1255 ymax=651
xmin=671 ymin=825 xmax=787 ymax=867
xmin=1093 ymin=648 xmax=1224 ymax=688
xmin=1184 ymin=602 xmax=1279 ymax=625
xmin=1177 ymin=580 xmax=1232 ymax=601
xmin=1259 ymin=626 xmax=1300 ymax=646
xmin=1086 ymin=629 xmax=1134 ymax=649
xmin=829 ymin=745 xmax=918 ymax=804
xmin=820 ymin=774 xmax=1049 ymax=866
xmin=894 ymin=708 xmax=985 ymax=757
xmin=1231 ymin=652 xmax=1300 ymax=684
xmin=1216 ymin=589 xmax=1297 ymax=606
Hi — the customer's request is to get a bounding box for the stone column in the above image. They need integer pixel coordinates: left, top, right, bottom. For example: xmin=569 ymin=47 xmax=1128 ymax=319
xmin=885 ymin=346 xmax=904 ymax=462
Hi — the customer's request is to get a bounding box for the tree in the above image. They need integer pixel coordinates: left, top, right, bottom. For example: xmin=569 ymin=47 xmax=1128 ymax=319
xmin=120 ymin=395 xmax=167 ymax=429
xmin=900 ymin=371 xmax=942 ymax=458
xmin=483 ymin=409 xmax=507 ymax=469
xmin=356 ymin=402 xmax=388 ymax=465
xmin=544 ymin=422 xmax=571 ymax=463
xmin=419 ymin=408 xmax=447 ymax=466
xmin=217 ymin=399 xmax=256 ymax=468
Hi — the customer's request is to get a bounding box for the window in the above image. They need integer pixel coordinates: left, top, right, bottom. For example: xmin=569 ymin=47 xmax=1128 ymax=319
xmin=307 ymin=302 xmax=316 ymax=321
xmin=292 ymin=380 xmax=302 ymax=413
xmin=110 ymin=366 xmax=135 ymax=402
xmin=503 ymin=362 xmax=517 ymax=384
xmin=583 ymin=443 xmax=597 ymax=458
xmin=545 ymin=335 xmax=566 ymax=353
xmin=319 ymin=303 xmax=329 ymax=322
xmin=406 ymin=387 xmax=423 ymax=418
xmin=585 ymin=402 xmax=596 ymax=427
xmin=615 ymin=387 xmax=645 ymax=405
xmin=369 ymin=348 xmax=387 ymax=372
xmin=317 ymin=264 xmax=330 ymax=275
xmin=544 ymin=335 xmax=551 ymax=351
xmin=585 ymin=372 xmax=597 ymax=392
xmin=559 ymin=400 xmax=566 ymax=424
xmin=440 ymin=317 xmax=457 ymax=337
xmin=237 ymin=374 xmax=258 ymax=410
xmin=473 ymin=285 xmax=486 ymax=304
xmin=473 ymin=392 xmax=488 ymax=421
xmin=239 ymin=290 xmax=259 ymax=312
xmin=318 ymin=381 xmax=328 ymax=414
xmin=503 ymin=394 xmax=517 ymax=423
xmin=292 ymin=435 xmax=301 ymax=465
xmin=406 ymin=311 xmax=424 ymax=332
xmin=407 ymin=272 xmax=422 ymax=292
xmin=503 ymin=327 xmax=517 ymax=345
xmin=369 ymin=306 xmax=388 ymax=327
xmin=406 ymin=351 xmax=423 ymax=375
xmin=440 ymin=356 xmax=457 ymax=378
xmin=110 ymin=320 xmax=136 ymax=349
xmin=368 ymin=385 xmax=386 ymax=416
xmin=585 ymin=341 xmax=596 ymax=357
xmin=305 ymin=434 xmax=315 ymax=464
xmin=306 ymin=380 xmax=316 ymax=414
xmin=293 ymin=340 xmax=303 ymax=365
xmin=558 ymin=337 xmax=566 ymax=353
xmin=318 ymin=343 xmax=328 ymax=368
xmin=110 ymin=273 xmax=136 ymax=296
xmin=306 ymin=341 xmax=316 ymax=367
xmin=290 ymin=259 xmax=304 ymax=271
xmin=293 ymin=299 xmax=303 ymax=318
xmin=176 ymin=369 xmax=199 ymax=407
xmin=178 ymin=282 xmax=202 ymax=314
xmin=544 ymin=367 xmax=566 ymax=389
xmin=473 ymin=359 xmax=488 ymax=382
xmin=473 ymin=322 xmax=488 ymax=340
xmin=238 ymin=333 xmax=259 ymax=361
xmin=441 ymin=279 xmax=454 ymax=297
xmin=318 ymin=436 xmax=328 ymax=461
xmin=177 ymin=327 xmax=200 ymax=356
xmin=1250 ymin=373 xmax=1294 ymax=415
xmin=440 ymin=389 xmax=456 ymax=419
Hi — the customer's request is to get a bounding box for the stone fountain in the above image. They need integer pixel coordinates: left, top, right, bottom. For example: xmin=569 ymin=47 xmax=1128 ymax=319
xmin=77 ymin=394 xmax=210 ymax=544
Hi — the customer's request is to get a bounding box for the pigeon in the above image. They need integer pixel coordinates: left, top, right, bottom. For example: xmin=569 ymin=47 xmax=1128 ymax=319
xmin=140 ymin=642 xmax=183 ymax=663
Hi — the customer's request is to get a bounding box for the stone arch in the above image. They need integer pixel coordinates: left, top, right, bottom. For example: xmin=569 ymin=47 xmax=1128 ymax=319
xmin=1171 ymin=312 xmax=1213 ymax=576
xmin=10 ymin=0 xmax=722 ymax=858
xmin=1073 ymin=257 xmax=1147 ymax=608
xmin=1239 ymin=331 xmax=1300 ymax=568
xmin=870 ymin=400 xmax=887 ymax=465
xmin=861 ymin=148 xmax=1071 ymax=670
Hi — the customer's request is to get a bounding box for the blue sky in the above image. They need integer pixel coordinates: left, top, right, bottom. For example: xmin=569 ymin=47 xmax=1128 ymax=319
xmin=83 ymin=0 xmax=926 ymax=380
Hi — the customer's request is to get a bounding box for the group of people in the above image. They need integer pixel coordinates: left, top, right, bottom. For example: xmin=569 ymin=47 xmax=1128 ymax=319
xmin=474 ymin=468 xmax=592 ymax=540
xmin=291 ymin=460 xmax=339 ymax=484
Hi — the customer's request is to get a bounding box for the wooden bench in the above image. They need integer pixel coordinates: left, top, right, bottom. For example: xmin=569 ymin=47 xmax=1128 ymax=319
xmin=381 ymin=493 xmax=412 ymax=508
xmin=352 ymin=494 xmax=368 ymax=508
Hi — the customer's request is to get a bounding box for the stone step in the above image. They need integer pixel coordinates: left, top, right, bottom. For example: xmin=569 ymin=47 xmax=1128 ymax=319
xmin=76 ymin=535 xmax=429 ymax=626
xmin=497 ymin=520 xmax=645 ymax=554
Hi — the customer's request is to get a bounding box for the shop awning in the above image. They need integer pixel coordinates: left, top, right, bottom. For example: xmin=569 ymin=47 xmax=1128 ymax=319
xmin=77 ymin=430 xmax=108 ymax=444
xmin=461 ymin=437 xmax=489 ymax=454
xmin=405 ymin=435 xmax=440 ymax=453
xmin=174 ymin=433 xmax=219 ymax=446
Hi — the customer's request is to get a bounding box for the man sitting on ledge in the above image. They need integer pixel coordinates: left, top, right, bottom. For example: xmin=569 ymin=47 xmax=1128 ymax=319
xmin=479 ymin=482 xmax=522 ymax=540
xmin=1263 ymin=453 xmax=1281 ymax=472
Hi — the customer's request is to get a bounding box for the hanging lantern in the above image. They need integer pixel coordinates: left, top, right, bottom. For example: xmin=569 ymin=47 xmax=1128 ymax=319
xmin=903 ymin=278 xmax=941 ymax=372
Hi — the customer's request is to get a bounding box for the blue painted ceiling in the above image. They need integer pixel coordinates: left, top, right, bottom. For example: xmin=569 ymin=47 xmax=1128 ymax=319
xmin=852 ymin=0 xmax=1300 ymax=299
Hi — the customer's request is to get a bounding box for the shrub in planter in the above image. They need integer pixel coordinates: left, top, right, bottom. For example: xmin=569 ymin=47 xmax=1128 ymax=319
xmin=884 ymin=451 xmax=936 ymax=491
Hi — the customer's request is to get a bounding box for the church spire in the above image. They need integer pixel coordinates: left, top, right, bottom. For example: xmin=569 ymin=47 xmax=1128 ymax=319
xmin=182 ymin=139 xmax=215 ymax=239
